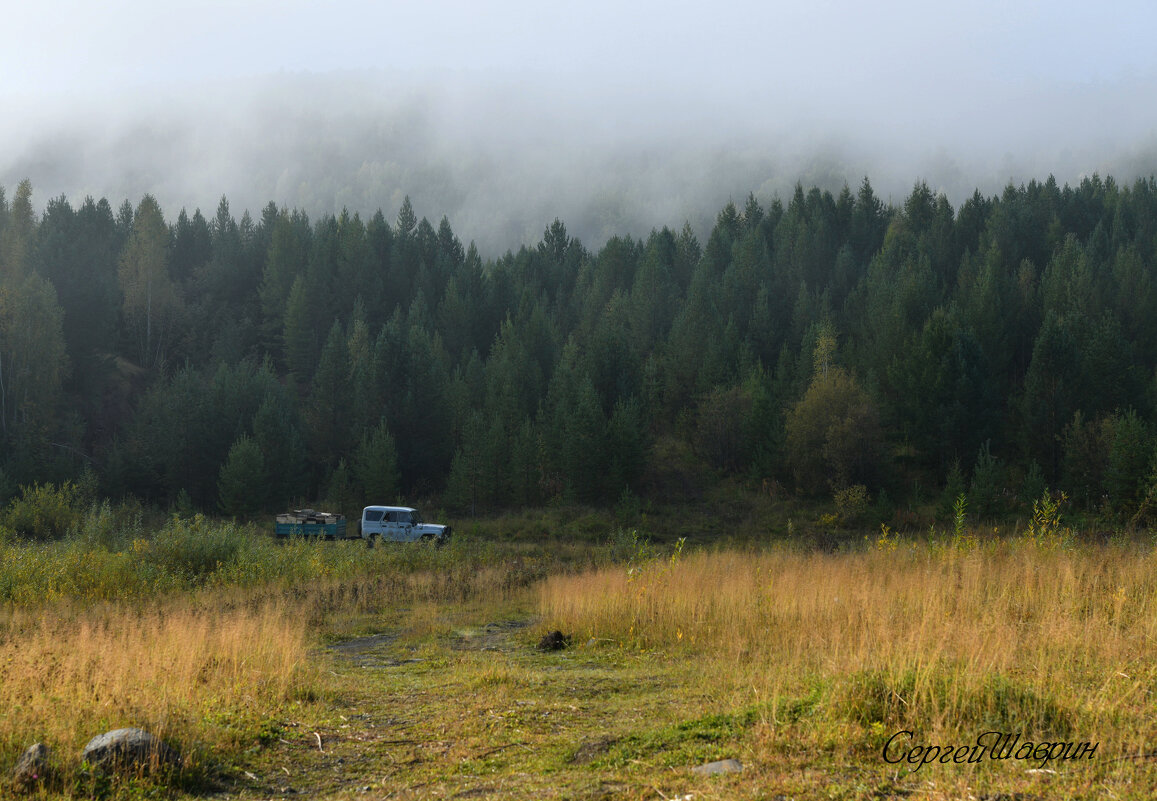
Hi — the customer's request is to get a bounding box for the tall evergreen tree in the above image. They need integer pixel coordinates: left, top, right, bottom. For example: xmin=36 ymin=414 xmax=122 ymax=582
xmin=1021 ymin=311 xmax=1082 ymax=482
xmin=306 ymin=321 xmax=353 ymax=469
xmin=260 ymin=208 xmax=311 ymax=358
xmin=352 ymin=419 xmax=400 ymax=505
xmin=218 ymin=434 xmax=267 ymax=516
xmin=252 ymin=389 xmax=308 ymax=511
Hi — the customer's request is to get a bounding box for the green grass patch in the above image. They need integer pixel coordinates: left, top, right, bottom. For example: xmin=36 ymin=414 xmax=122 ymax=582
xmin=596 ymin=705 xmax=768 ymax=768
xmin=833 ymin=666 xmax=1076 ymax=739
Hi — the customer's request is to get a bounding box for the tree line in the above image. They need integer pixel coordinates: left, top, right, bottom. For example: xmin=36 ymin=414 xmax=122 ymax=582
xmin=2 ymin=173 xmax=1157 ymax=522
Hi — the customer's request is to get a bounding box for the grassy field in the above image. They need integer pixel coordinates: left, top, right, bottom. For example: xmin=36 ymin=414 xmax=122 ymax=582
xmin=2 ymin=500 xmax=1157 ymax=799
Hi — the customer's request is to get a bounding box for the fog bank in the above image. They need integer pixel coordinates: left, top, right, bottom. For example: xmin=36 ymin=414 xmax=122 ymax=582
xmin=3 ymin=70 xmax=1156 ymax=255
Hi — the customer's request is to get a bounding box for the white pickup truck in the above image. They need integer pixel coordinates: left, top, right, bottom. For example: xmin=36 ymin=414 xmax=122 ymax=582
xmin=359 ymin=506 xmax=451 ymax=545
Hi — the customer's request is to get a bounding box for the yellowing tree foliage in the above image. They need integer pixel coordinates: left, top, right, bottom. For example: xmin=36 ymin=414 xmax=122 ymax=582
xmin=119 ymin=195 xmax=178 ymax=370
xmin=785 ymin=366 xmax=883 ymax=494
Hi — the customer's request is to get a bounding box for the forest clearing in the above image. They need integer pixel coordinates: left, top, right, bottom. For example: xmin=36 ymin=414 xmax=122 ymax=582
xmin=2 ymin=495 xmax=1156 ymax=800
xmin=5 ymin=1 xmax=1157 ymax=798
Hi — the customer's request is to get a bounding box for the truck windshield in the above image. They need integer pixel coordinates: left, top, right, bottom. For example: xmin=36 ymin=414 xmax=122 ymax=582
xmin=411 ymin=510 xmax=423 ymax=525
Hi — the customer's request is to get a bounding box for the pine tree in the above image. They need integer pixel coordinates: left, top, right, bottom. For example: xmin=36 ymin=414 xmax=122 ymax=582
xmin=564 ymin=376 xmax=608 ymax=503
xmin=1022 ymin=311 xmax=1081 ymax=482
xmin=969 ymin=441 xmax=1004 ymax=520
xmin=260 ymin=208 xmax=311 ymax=357
xmin=218 ymin=434 xmax=266 ymax=516
xmin=306 ymin=321 xmax=353 ymax=469
xmin=607 ymin=397 xmax=648 ymax=492
xmin=252 ymin=391 xmax=308 ymax=511
xmin=1105 ymin=410 xmax=1150 ymax=514
xmin=353 ymin=420 xmax=400 ymax=505
xmin=443 ymin=411 xmax=490 ymax=515
xmin=283 ymin=275 xmax=317 ymax=385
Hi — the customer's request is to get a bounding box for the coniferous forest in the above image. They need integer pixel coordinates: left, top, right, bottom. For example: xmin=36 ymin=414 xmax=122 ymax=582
xmin=3 ymin=174 xmax=1157 ymax=524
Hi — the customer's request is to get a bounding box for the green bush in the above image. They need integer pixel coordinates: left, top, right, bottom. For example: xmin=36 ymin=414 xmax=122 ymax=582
xmin=69 ymin=499 xmax=145 ymax=551
xmin=2 ymin=482 xmax=82 ymax=541
xmin=146 ymin=514 xmax=252 ymax=581
xmin=0 ymin=538 xmax=171 ymax=603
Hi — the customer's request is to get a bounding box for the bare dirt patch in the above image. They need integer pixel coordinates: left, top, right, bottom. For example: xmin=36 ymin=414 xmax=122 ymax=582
xmin=449 ymin=618 xmax=532 ymax=652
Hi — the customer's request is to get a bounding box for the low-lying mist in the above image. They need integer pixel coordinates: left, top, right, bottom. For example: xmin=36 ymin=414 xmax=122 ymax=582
xmin=3 ymin=70 xmax=1155 ymax=255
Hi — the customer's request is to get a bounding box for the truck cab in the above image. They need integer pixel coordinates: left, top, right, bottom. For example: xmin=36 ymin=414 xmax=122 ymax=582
xmin=360 ymin=506 xmax=451 ymax=545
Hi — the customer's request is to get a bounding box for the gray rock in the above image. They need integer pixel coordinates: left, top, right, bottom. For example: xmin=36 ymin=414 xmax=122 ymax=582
xmin=12 ymin=743 xmax=51 ymax=788
xmin=692 ymin=758 xmax=743 ymax=776
xmin=82 ymin=728 xmax=178 ymax=772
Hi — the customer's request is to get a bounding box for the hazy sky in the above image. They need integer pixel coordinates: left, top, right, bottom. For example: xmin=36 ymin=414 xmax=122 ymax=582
xmin=3 ymin=1 xmax=1156 ymax=251
xmin=7 ymin=1 xmax=1157 ymax=94
xmin=6 ymin=1 xmax=1147 ymax=96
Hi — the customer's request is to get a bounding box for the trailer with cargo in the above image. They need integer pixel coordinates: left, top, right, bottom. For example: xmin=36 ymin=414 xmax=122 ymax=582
xmin=274 ymin=509 xmax=351 ymax=539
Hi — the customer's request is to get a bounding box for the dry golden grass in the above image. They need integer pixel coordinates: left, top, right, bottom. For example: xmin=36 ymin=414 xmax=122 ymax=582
xmin=0 ymin=595 xmax=315 ymax=781
xmin=541 ymin=536 xmax=1157 ymax=753
xmin=0 ymin=535 xmax=555 ymax=795
xmin=8 ymin=516 xmax=1157 ymax=799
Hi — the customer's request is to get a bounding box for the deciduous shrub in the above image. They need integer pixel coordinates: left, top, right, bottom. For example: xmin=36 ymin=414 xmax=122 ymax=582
xmin=834 ymin=484 xmax=869 ymax=525
xmin=2 ymin=481 xmax=82 ymax=541
xmin=145 ymin=514 xmax=251 ymax=581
